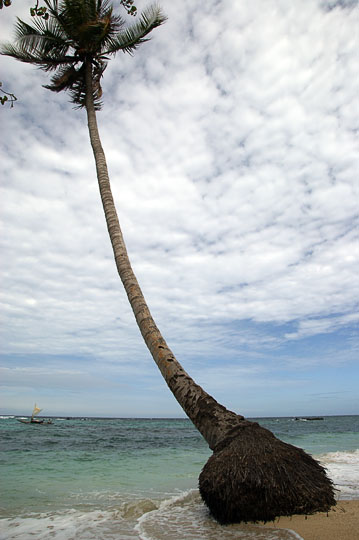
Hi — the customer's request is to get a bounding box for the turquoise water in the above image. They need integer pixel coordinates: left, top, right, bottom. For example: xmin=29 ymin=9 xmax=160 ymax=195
xmin=1 ymin=418 xmax=210 ymax=514
xmin=1 ymin=415 xmax=358 ymax=539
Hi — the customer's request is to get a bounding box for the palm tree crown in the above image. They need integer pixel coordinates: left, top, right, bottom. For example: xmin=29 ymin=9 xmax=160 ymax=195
xmin=1 ymin=0 xmax=166 ymax=108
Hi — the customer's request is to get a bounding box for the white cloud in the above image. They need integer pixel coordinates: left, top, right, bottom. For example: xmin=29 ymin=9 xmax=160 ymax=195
xmin=1 ymin=0 xmax=358 ymax=416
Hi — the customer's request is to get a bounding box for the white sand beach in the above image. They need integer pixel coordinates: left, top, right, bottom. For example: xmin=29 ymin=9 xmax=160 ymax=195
xmin=262 ymin=500 xmax=359 ymax=540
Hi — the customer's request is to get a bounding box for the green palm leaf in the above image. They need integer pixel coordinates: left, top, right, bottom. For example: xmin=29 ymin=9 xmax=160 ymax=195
xmin=1 ymin=41 xmax=75 ymax=71
xmin=11 ymin=17 xmax=70 ymax=59
xmin=104 ymin=5 xmax=167 ymax=55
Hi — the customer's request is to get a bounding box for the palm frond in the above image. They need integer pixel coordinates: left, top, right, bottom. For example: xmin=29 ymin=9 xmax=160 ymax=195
xmin=43 ymin=64 xmax=80 ymax=91
xmin=33 ymin=12 xmax=70 ymax=49
xmin=14 ymin=13 xmax=68 ymax=43
xmin=0 ymin=41 xmax=75 ymax=71
xmin=2 ymin=16 xmax=72 ymax=67
xmin=103 ymin=4 xmax=167 ymax=55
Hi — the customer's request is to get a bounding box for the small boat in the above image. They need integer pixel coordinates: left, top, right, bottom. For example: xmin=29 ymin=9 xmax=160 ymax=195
xmin=294 ymin=416 xmax=324 ymax=421
xmin=17 ymin=404 xmax=53 ymax=425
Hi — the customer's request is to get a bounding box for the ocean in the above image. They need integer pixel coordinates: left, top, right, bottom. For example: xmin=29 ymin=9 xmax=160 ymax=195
xmin=0 ymin=415 xmax=358 ymax=539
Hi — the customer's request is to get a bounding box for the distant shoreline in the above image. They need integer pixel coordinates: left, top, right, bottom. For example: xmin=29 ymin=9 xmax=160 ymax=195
xmin=3 ymin=414 xmax=358 ymax=420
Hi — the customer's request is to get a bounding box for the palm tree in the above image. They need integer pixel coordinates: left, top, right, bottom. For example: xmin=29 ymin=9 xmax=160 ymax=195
xmin=1 ymin=0 xmax=335 ymax=524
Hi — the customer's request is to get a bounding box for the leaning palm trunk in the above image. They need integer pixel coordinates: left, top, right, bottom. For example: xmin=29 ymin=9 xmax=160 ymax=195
xmin=84 ymin=62 xmax=336 ymax=524
xmin=84 ymin=60 xmax=240 ymax=450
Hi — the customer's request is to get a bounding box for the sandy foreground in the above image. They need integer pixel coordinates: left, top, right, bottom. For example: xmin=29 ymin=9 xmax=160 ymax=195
xmin=261 ymin=500 xmax=359 ymax=540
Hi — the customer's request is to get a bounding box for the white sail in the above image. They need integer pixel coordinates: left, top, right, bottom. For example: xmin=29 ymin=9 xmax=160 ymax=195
xmin=32 ymin=404 xmax=42 ymax=418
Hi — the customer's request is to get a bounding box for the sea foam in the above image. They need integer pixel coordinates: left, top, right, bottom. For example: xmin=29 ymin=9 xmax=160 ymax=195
xmin=136 ymin=490 xmax=302 ymax=540
xmin=319 ymin=449 xmax=359 ymax=499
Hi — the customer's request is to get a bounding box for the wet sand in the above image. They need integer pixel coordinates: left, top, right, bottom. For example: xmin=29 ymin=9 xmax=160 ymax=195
xmin=262 ymin=500 xmax=359 ymax=540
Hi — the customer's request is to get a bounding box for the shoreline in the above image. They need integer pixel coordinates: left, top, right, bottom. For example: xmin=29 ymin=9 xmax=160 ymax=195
xmin=262 ymin=500 xmax=359 ymax=540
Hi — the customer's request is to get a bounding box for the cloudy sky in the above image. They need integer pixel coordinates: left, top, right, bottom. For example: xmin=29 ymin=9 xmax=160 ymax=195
xmin=1 ymin=0 xmax=358 ymax=418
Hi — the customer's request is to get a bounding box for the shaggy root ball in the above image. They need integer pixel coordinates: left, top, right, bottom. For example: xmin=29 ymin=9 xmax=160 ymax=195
xmin=199 ymin=423 xmax=335 ymax=524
